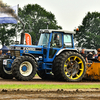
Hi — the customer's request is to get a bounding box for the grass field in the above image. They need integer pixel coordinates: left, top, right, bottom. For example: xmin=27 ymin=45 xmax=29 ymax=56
xmin=0 ymin=84 xmax=100 ymax=89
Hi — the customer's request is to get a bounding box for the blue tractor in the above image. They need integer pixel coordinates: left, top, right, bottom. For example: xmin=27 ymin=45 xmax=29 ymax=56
xmin=0 ymin=29 xmax=86 ymax=81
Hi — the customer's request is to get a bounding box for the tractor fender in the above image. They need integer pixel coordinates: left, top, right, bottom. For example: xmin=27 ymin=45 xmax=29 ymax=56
xmin=22 ymin=53 xmax=37 ymax=62
xmin=56 ymin=48 xmax=78 ymax=56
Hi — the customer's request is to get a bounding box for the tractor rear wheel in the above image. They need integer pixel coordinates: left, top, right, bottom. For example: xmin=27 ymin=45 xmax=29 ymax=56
xmin=52 ymin=51 xmax=86 ymax=82
xmin=0 ymin=55 xmax=13 ymax=79
xmin=12 ymin=56 xmax=37 ymax=81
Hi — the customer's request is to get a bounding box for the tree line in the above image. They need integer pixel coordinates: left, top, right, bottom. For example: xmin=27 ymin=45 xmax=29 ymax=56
xmin=0 ymin=4 xmax=62 ymax=46
xmin=0 ymin=4 xmax=100 ymax=49
xmin=74 ymin=12 xmax=100 ymax=49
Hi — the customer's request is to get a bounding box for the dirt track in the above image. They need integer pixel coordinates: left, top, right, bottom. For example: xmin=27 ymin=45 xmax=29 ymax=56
xmin=0 ymin=90 xmax=100 ymax=100
xmin=0 ymin=76 xmax=100 ymax=100
xmin=0 ymin=76 xmax=100 ymax=85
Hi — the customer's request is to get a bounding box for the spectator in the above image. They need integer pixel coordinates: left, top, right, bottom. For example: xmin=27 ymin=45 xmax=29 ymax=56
xmin=97 ymin=54 xmax=100 ymax=61
xmin=87 ymin=52 xmax=93 ymax=63
xmin=92 ymin=53 xmax=96 ymax=58
xmin=95 ymin=48 xmax=100 ymax=58
xmin=6 ymin=50 xmax=11 ymax=56
xmin=0 ymin=50 xmax=2 ymax=57
xmin=87 ymin=52 xmax=93 ymax=59
xmin=0 ymin=45 xmax=9 ymax=57
xmin=80 ymin=49 xmax=88 ymax=62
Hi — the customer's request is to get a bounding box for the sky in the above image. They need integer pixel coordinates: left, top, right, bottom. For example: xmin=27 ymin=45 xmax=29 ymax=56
xmin=2 ymin=0 xmax=100 ymax=31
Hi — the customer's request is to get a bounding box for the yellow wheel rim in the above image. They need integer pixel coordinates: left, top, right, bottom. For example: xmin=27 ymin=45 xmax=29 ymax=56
xmin=64 ymin=56 xmax=84 ymax=80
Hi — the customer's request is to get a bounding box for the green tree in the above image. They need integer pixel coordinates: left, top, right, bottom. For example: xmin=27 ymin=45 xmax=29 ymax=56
xmin=0 ymin=24 xmax=16 ymax=46
xmin=18 ymin=4 xmax=62 ymax=44
xmin=74 ymin=12 xmax=100 ymax=49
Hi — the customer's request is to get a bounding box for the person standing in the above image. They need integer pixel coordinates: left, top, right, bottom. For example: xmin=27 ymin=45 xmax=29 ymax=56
xmin=87 ymin=52 xmax=93 ymax=63
xmin=97 ymin=54 xmax=100 ymax=61
xmin=0 ymin=50 xmax=2 ymax=57
xmin=80 ymin=49 xmax=88 ymax=62
xmin=95 ymin=48 xmax=100 ymax=59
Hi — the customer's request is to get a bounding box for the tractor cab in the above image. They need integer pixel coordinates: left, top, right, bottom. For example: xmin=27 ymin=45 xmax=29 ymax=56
xmin=38 ymin=29 xmax=76 ymax=62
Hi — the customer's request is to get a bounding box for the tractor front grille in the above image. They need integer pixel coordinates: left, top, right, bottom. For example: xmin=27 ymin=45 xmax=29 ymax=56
xmin=10 ymin=50 xmax=20 ymax=57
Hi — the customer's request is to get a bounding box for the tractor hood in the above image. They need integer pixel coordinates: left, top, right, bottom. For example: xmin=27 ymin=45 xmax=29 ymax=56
xmin=10 ymin=44 xmax=43 ymax=55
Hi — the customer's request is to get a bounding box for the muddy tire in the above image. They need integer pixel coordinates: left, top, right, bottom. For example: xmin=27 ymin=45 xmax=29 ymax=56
xmin=37 ymin=70 xmax=54 ymax=80
xmin=12 ymin=56 xmax=37 ymax=81
xmin=52 ymin=51 xmax=86 ymax=82
xmin=0 ymin=56 xmax=13 ymax=79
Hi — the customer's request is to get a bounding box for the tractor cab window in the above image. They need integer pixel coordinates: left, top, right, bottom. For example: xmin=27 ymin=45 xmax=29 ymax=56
xmin=38 ymin=33 xmax=50 ymax=47
xmin=64 ymin=34 xmax=73 ymax=48
xmin=50 ymin=33 xmax=62 ymax=48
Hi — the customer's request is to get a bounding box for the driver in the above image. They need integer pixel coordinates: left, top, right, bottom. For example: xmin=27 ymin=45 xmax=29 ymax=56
xmin=52 ymin=34 xmax=61 ymax=47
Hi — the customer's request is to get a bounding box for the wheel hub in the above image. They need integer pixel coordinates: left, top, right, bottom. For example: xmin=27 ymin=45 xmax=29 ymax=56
xmin=22 ymin=66 xmax=27 ymax=72
xmin=67 ymin=61 xmax=79 ymax=75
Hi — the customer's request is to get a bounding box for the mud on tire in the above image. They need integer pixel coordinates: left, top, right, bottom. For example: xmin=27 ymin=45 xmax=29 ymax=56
xmin=12 ymin=56 xmax=37 ymax=81
xmin=52 ymin=51 xmax=86 ymax=82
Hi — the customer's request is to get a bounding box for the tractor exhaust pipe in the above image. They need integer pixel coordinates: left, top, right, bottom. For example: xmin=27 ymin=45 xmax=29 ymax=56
xmin=18 ymin=18 xmax=25 ymax=44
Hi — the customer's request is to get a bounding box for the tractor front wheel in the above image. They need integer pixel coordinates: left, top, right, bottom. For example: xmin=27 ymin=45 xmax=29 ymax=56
xmin=52 ymin=51 xmax=86 ymax=82
xmin=12 ymin=56 xmax=37 ymax=81
xmin=0 ymin=56 xmax=13 ymax=79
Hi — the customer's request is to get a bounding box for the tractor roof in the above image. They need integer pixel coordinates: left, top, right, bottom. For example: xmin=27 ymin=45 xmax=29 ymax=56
xmin=39 ymin=29 xmax=76 ymax=34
